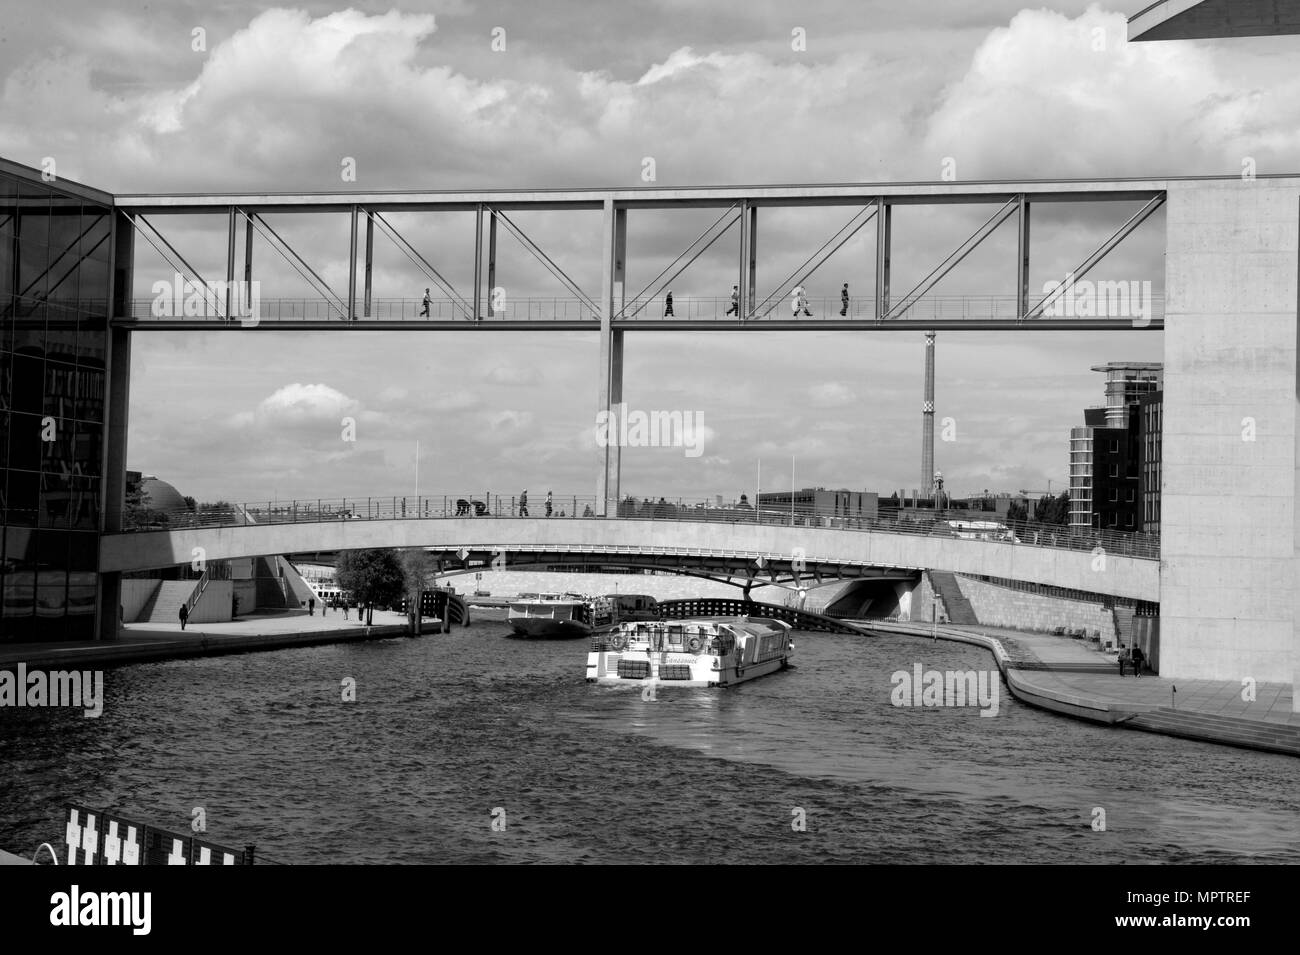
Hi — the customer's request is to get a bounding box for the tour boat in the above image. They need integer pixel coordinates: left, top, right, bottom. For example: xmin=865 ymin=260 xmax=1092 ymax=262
xmin=586 ymin=616 xmax=794 ymax=687
xmin=507 ymin=592 xmax=660 ymax=639
xmin=507 ymin=593 xmax=615 ymax=639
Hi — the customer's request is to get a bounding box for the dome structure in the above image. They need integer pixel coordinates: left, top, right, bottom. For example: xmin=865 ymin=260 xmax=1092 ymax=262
xmin=139 ymin=475 xmax=187 ymax=513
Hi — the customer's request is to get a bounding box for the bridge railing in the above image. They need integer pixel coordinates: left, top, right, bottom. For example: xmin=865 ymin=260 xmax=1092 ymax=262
xmin=117 ymin=493 xmax=1159 ymax=560
xmin=124 ymin=293 xmax=1166 ymax=325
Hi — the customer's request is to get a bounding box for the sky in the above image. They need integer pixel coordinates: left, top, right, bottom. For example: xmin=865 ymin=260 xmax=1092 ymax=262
xmin=4 ymin=1 xmax=1299 ymax=506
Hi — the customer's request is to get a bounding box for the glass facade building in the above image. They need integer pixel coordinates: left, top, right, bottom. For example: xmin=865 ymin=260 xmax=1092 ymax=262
xmin=1 ymin=162 xmax=113 ymax=641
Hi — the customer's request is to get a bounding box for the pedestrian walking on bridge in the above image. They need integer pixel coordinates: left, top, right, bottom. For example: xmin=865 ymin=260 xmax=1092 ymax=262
xmin=178 ymin=603 xmax=188 ymax=631
xmin=519 ymin=489 xmax=529 ymax=517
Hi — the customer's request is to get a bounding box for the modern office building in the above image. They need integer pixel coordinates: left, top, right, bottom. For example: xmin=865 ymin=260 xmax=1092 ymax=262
xmin=757 ymin=488 xmax=879 ymax=521
xmin=1069 ymin=363 xmax=1162 ymax=532
xmin=1138 ymin=391 xmax=1163 ymax=535
xmin=1 ymin=160 xmax=114 ymax=641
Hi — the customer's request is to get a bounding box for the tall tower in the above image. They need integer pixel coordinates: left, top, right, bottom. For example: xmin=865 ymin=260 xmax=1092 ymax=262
xmin=922 ymin=331 xmax=936 ymax=497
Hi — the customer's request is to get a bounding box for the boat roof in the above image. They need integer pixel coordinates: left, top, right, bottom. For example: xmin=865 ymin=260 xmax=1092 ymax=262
xmin=619 ymin=616 xmax=789 ymax=635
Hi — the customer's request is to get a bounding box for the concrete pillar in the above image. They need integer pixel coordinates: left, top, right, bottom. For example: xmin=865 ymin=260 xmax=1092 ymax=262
xmin=596 ymin=200 xmax=625 ymax=516
xmin=98 ymin=215 xmax=134 ymax=641
xmin=1160 ymin=179 xmax=1299 ymax=690
xmin=922 ymin=331 xmax=935 ymax=496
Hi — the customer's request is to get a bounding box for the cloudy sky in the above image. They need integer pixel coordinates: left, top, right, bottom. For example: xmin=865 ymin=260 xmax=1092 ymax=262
xmin=4 ymin=2 xmax=1298 ymax=506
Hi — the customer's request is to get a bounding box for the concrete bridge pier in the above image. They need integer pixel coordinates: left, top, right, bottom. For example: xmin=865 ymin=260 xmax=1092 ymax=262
xmin=1159 ymin=179 xmax=1300 ymax=708
xmin=596 ymin=200 xmax=625 ymax=516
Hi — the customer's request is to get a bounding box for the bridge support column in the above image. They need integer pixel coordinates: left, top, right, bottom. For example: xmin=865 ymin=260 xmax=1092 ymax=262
xmin=922 ymin=331 xmax=935 ymax=497
xmin=1158 ymin=179 xmax=1300 ymax=696
xmin=596 ymin=199 xmax=626 ymax=516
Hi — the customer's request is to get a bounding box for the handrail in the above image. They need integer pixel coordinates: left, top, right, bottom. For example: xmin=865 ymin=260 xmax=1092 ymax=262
xmin=184 ymin=567 xmax=211 ymax=620
xmin=115 ymin=492 xmax=1160 ymax=560
xmin=122 ymin=292 xmax=1167 ymax=325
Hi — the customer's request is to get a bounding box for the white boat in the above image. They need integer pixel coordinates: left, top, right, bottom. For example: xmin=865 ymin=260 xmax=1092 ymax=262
xmin=586 ymin=616 xmax=794 ymax=687
xmin=507 ymin=593 xmax=615 ymax=639
xmin=507 ymin=592 xmax=660 ymax=639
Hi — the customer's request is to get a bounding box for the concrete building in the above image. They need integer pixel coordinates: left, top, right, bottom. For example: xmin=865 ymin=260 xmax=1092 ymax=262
xmin=1138 ymin=391 xmax=1163 ymax=535
xmin=756 ymin=488 xmax=879 ymax=521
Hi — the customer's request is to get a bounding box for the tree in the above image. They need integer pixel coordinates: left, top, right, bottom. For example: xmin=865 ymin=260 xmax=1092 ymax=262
xmin=182 ymin=495 xmax=197 ymax=512
xmin=1034 ymin=492 xmax=1071 ymax=526
xmin=399 ymin=548 xmax=435 ymax=634
xmin=1006 ymin=500 xmax=1028 ymax=523
xmin=337 ymin=549 xmax=405 ymax=625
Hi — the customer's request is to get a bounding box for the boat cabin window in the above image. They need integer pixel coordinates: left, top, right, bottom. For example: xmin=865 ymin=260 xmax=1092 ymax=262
xmin=667 ymin=625 xmax=684 ymax=647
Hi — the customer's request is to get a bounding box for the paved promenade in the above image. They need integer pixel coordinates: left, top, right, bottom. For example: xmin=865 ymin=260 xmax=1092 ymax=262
xmin=0 ymin=609 xmax=415 ymax=672
xmin=869 ymin=620 xmax=1300 ymax=756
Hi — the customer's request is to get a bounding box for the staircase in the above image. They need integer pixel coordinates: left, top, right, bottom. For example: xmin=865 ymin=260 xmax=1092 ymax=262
xmin=1112 ymin=604 xmax=1136 ymax=646
xmin=929 ymin=571 xmax=979 ymax=625
xmin=253 ymin=556 xmax=292 ymax=610
xmin=140 ymin=580 xmax=199 ymax=624
xmin=1123 ymin=708 xmax=1300 ymax=757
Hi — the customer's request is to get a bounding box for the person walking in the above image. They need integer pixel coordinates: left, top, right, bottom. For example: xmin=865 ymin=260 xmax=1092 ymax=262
xmin=840 ymin=283 xmax=849 ymax=316
xmin=1131 ymin=644 xmax=1145 ymax=678
xmin=1117 ymin=645 xmax=1128 ymax=677
xmin=792 ymin=286 xmax=812 ymax=317
xmin=420 ymin=288 xmax=431 ymax=317
xmin=519 ymin=489 xmax=529 ymax=517
xmin=342 ymin=602 xmax=349 ymax=621
xmin=308 ymin=596 xmax=315 ymax=616
xmin=663 ymin=290 xmax=674 ymax=317
xmin=178 ymin=603 xmax=188 ymax=631
xmin=545 ymin=491 xmax=553 ymax=518
xmin=725 ymin=285 xmax=739 ymax=316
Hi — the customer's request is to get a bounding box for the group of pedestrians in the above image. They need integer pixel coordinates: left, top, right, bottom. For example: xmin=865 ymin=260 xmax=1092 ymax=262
xmin=1117 ymin=643 xmax=1147 ymax=677
xmin=518 ymin=490 xmax=555 ymax=517
xmin=665 ymin=284 xmax=854 ymax=318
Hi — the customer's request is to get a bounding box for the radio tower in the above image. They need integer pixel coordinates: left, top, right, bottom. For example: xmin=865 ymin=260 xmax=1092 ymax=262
xmin=922 ymin=331 xmax=935 ymax=498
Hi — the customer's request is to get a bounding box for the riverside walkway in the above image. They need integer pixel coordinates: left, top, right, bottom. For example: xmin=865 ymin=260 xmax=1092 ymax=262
xmin=0 ymin=609 xmax=412 ymax=672
xmin=871 ymin=620 xmax=1300 ymax=757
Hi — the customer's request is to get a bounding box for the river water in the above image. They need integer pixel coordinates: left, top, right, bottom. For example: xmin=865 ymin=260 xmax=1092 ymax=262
xmin=2 ymin=614 xmax=1297 ymax=864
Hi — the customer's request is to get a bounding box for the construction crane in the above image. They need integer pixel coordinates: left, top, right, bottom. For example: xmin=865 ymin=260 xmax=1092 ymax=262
xmin=1018 ymin=482 xmax=1059 ymax=497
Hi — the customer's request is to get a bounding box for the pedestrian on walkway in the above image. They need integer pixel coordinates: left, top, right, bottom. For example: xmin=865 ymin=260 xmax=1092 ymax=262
xmin=309 ymin=597 xmax=315 ymax=616
xmin=664 ymin=290 xmax=674 ymax=316
xmin=1131 ymin=644 xmax=1145 ymax=678
xmin=420 ymin=288 xmax=431 ymax=317
xmin=840 ymin=283 xmax=849 ymax=316
xmin=725 ymin=285 xmax=739 ymax=316
xmin=342 ymin=602 xmax=349 ymax=620
xmin=1117 ymin=645 xmax=1128 ymax=677
xmin=519 ymin=489 xmax=529 ymax=517
xmin=545 ymin=491 xmax=553 ymax=518
xmin=178 ymin=603 xmax=188 ymax=631
xmin=792 ymin=286 xmax=812 ymax=317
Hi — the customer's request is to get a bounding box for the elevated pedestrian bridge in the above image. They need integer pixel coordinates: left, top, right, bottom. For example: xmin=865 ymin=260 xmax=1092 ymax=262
xmin=102 ymin=509 xmax=1159 ymax=603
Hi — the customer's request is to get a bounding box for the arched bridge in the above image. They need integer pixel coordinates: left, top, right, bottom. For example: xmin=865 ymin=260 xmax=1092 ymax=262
xmin=657 ymin=598 xmax=870 ymax=635
xmin=102 ymin=509 xmax=1159 ymax=603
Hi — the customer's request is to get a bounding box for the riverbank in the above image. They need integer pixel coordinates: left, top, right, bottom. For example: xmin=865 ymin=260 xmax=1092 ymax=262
xmin=867 ymin=620 xmax=1300 ymax=757
xmin=0 ymin=609 xmax=414 ymax=672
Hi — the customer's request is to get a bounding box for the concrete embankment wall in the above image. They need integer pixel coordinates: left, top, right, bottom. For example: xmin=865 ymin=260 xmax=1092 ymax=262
xmin=952 ymin=575 xmax=1117 ymax=643
xmin=120 ymin=580 xmax=159 ymax=623
xmin=188 ymin=580 xmax=233 ymax=624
